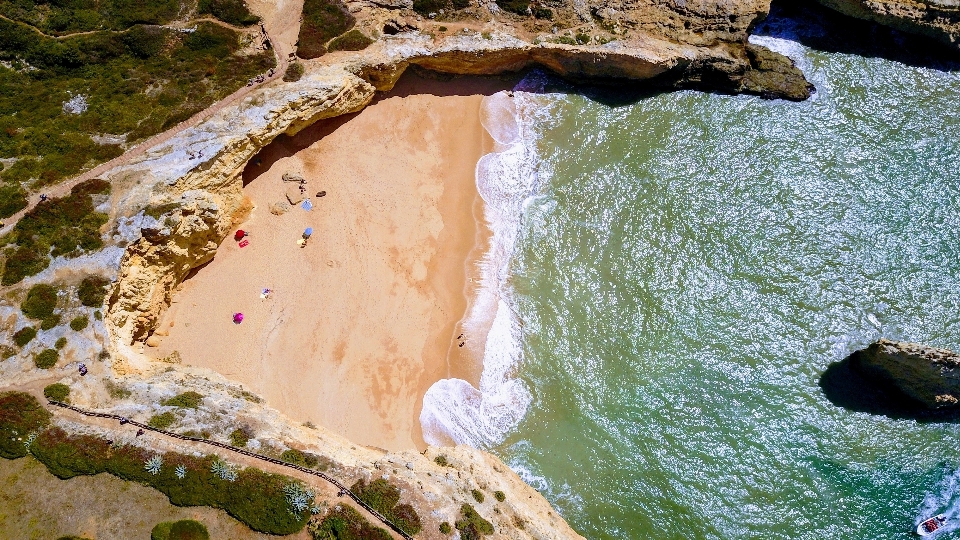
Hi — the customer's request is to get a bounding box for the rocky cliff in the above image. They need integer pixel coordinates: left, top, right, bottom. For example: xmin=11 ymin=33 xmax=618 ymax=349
xmin=814 ymin=0 xmax=960 ymax=49
xmin=852 ymin=338 xmax=960 ymax=408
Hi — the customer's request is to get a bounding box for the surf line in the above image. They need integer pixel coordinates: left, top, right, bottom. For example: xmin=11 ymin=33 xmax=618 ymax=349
xmin=419 ymin=81 xmax=549 ymax=449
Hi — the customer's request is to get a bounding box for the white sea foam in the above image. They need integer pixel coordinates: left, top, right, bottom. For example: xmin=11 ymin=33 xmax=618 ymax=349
xmin=420 ymin=79 xmax=548 ymax=448
xmin=917 ymin=467 xmax=960 ymax=535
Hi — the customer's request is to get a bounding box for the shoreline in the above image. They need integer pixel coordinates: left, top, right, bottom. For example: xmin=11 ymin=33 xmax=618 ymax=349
xmin=146 ymin=72 xmax=513 ymax=451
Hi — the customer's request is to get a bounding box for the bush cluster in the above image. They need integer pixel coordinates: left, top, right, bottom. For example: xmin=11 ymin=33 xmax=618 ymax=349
xmin=152 ymin=519 xmax=210 ymax=540
xmin=3 ymin=181 xmax=110 ymax=285
xmin=283 ymin=62 xmax=304 ymax=82
xmin=229 ymin=426 xmax=252 ymax=447
xmin=412 ymin=0 xmax=469 ymax=16
xmin=20 ymin=283 xmax=58 ymax=319
xmin=162 ymin=391 xmax=204 ymax=409
xmin=296 ymin=0 xmax=354 ymax=59
xmin=350 ymin=478 xmax=422 ymax=535
xmin=77 ymin=275 xmax=111 ymax=307
xmin=44 ymin=383 xmax=70 ymax=403
xmin=434 ymin=454 xmax=449 ymax=466
xmin=148 ymin=411 xmax=176 ymax=429
xmin=309 ymin=504 xmax=391 ymax=540
xmin=471 ymin=489 xmax=484 ymax=503
xmin=26 ymin=426 xmax=312 ymax=534
xmin=35 ymin=348 xmax=60 ymax=369
xmin=70 ymin=315 xmax=89 ymax=331
xmin=327 ymin=29 xmax=373 ymax=53
xmin=494 ymin=490 xmax=505 ymax=502
xmin=455 ymin=504 xmax=494 ymax=539
xmin=439 ymin=521 xmax=452 ymax=534
xmin=495 ymin=0 xmax=529 ymax=15
xmin=12 ymin=326 xmax=37 ymax=347
xmin=198 ymin=0 xmax=260 ymax=26
xmin=0 ymin=391 xmax=52 ymax=458
xmin=55 ymin=337 xmax=67 ymax=349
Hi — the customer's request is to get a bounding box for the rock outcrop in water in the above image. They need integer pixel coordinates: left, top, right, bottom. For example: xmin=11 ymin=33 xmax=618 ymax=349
xmin=851 ymin=339 xmax=960 ymax=408
xmin=815 ymin=0 xmax=960 ymax=49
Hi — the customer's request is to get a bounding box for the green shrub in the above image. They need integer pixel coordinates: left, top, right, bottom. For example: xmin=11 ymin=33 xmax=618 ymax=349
xmin=350 ymin=478 xmax=422 ymax=535
xmin=296 ymin=0 xmax=354 ymax=59
xmin=0 ymin=391 xmax=51 ymax=458
xmin=55 ymin=337 xmax=67 ymax=349
xmin=35 ymin=349 xmax=59 ymax=369
xmin=94 ymin=310 xmax=103 ymax=321
xmin=309 ymin=504 xmax=391 ymax=540
xmin=494 ymin=490 xmax=505 ymax=502
xmin=148 ymin=412 xmax=176 ymax=429
xmin=471 ymin=489 xmax=484 ymax=503
xmin=70 ymin=315 xmax=89 ymax=331
xmin=531 ymin=5 xmax=552 ymax=19
xmin=2 ymin=181 xmax=111 ymax=286
xmin=78 ymin=276 xmax=111 ymax=307
xmin=412 ymin=0 xmax=447 ymax=15
xmin=28 ymin=427 xmax=311 ymax=534
xmin=280 ymin=448 xmax=307 ymax=466
xmin=0 ymin=345 xmax=16 ymax=359
xmin=495 ymin=0 xmax=529 ymax=15
xmin=152 ymin=519 xmax=210 ymax=540
xmin=152 ymin=522 xmax=173 ymax=540
xmin=283 ymin=62 xmax=304 ymax=82
xmin=12 ymin=327 xmax=37 ymax=347
xmin=229 ymin=427 xmax=251 ymax=447
xmin=0 ymin=184 xmax=27 ymax=219
xmin=198 ymin=0 xmax=260 ymax=26
xmin=434 ymin=454 xmax=449 ymax=466
xmin=20 ymin=284 xmax=58 ymax=319
xmin=455 ymin=504 xmax=493 ymax=538
xmin=41 ymin=314 xmax=62 ymax=330
xmin=439 ymin=521 xmax=452 ymax=534
xmin=44 ymin=383 xmax=70 ymax=403
xmin=162 ymin=391 xmax=204 ymax=409
xmin=327 ymin=29 xmax=373 ymax=52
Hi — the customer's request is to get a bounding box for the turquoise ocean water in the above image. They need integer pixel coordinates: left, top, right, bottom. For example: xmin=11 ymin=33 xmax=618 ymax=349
xmin=424 ymin=5 xmax=960 ymax=539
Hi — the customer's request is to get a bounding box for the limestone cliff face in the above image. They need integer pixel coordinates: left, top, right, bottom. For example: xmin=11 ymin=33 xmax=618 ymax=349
xmin=852 ymin=338 xmax=960 ymax=408
xmin=815 ymin=0 xmax=960 ymax=49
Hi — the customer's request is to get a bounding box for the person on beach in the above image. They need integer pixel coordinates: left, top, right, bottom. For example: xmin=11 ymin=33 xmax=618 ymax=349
xmin=233 ymin=312 xmax=244 ymax=324
xmin=235 ymin=230 xmax=248 ymax=241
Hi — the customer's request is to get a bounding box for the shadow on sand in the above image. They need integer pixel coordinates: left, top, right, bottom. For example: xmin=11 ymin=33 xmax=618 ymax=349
xmin=820 ymin=353 xmax=960 ymax=422
xmin=757 ymin=0 xmax=960 ymax=71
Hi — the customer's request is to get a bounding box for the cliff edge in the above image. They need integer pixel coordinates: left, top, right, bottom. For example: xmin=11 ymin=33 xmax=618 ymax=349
xmin=815 ymin=0 xmax=960 ymax=49
xmin=852 ymin=338 xmax=960 ymax=409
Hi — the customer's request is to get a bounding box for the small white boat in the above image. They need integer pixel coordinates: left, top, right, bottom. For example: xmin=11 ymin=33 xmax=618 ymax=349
xmin=917 ymin=514 xmax=946 ymax=536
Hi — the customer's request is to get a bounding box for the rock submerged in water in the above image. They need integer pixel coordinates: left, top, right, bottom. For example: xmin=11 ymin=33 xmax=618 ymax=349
xmin=851 ymin=338 xmax=960 ymax=409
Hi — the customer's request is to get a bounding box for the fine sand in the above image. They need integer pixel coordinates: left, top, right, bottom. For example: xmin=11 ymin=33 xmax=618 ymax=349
xmin=148 ymin=73 xmax=513 ymax=451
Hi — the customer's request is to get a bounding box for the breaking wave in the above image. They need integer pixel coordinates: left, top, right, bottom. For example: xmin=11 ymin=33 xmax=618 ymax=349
xmin=419 ymin=76 xmax=551 ymax=448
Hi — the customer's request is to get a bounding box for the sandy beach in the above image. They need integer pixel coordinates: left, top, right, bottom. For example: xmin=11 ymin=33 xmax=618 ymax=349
xmin=148 ymin=73 xmax=512 ymax=451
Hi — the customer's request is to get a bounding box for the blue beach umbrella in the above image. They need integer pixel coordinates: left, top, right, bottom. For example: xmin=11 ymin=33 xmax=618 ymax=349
xmin=304 ymin=227 xmax=313 ymax=238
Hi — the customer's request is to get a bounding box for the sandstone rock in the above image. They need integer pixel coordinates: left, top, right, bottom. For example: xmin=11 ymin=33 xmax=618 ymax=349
xmin=282 ymin=172 xmax=305 ymax=183
xmin=285 ymin=185 xmax=305 ymax=205
xmin=269 ymin=201 xmax=291 ymax=215
xmin=815 ymin=0 xmax=960 ymax=50
xmin=852 ymin=338 xmax=960 ymax=408
xmin=145 ymin=335 xmax=161 ymax=347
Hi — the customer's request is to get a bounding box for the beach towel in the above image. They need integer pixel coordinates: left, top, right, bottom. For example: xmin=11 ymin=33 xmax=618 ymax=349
xmin=239 ymin=239 xmax=249 ymax=248
xmin=301 ymin=199 xmax=313 ymax=211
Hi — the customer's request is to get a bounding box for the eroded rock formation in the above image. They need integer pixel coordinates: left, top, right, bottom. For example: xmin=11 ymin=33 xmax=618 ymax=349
xmin=852 ymin=338 xmax=960 ymax=408
xmin=815 ymin=0 xmax=960 ymax=49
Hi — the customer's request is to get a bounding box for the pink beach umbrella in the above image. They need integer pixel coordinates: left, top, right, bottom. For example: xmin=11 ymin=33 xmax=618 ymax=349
xmin=233 ymin=312 xmax=244 ymax=324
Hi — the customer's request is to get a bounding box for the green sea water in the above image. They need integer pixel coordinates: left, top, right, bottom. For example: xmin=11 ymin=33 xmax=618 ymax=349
xmin=488 ymin=8 xmax=960 ymax=540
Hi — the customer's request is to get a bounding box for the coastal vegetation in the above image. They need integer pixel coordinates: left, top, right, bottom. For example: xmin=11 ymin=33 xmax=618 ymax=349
xmin=0 ymin=3 xmax=274 ymax=218
xmin=283 ymin=62 xmax=304 ymax=82
xmin=455 ymin=504 xmax=493 ymax=538
xmin=20 ymin=283 xmax=58 ymax=320
xmin=494 ymin=490 xmax=505 ymax=502
xmin=163 ymin=391 xmax=204 ymax=409
xmin=78 ymin=275 xmax=111 ymax=307
xmin=2 ymin=179 xmax=110 ymax=285
xmin=148 ymin=411 xmax=177 ymax=429
xmin=309 ymin=504 xmax=391 ymax=540
xmin=34 ymin=348 xmax=59 ymax=369
xmin=296 ymin=0 xmax=355 ymax=59
xmin=471 ymin=488 xmax=484 ymax=503
xmin=0 ymin=391 xmax=313 ymax=535
xmin=43 ymin=383 xmax=70 ymax=403
xmin=70 ymin=315 xmax=89 ymax=331
xmin=228 ymin=426 xmax=252 ymax=447
xmin=55 ymin=336 xmax=67 ymax=349
xmin=151 ymin=519 xmax=210 ymax=540
xmin=327 ymin=29 xmax=373 ymax=53
xmin=12 ymin=326 xmax=36 ymax=347
xmin=349 ymin=478 xmax=422 ymax=535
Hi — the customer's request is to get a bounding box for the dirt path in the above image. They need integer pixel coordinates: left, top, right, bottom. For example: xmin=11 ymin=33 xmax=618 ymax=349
xmin=0 ymin=28 xmax=287 ymax=236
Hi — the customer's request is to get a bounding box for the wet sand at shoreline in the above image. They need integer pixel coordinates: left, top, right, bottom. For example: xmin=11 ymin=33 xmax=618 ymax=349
xmin=147 ymin=72 xmax=512 ymax=451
